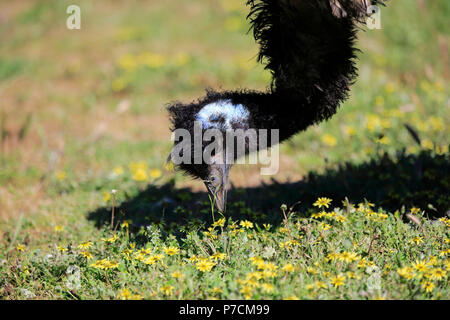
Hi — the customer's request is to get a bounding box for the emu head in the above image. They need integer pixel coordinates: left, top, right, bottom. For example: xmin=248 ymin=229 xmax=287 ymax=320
xmin=168 ymin=99 xmax=250 ymax=213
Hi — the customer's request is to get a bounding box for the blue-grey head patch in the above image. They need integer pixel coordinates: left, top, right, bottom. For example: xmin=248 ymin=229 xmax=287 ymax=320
xmin=196 ymin=100 xmax=250 ymax=130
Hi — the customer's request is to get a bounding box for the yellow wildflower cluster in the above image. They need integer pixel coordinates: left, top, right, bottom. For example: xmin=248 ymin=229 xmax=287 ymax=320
xmin=326 ymin=251 xmax=360 ymax=264
xmin=117 ymin=288 xmax=143 ymax=300
xmin=90 ymin=259 xmax=119 ymax=270
xmin=280 ymin=239 xmax=301 ymax=250
xmin=128 ymin=162 xmax=162 ymax=182
xmin=203 ymin=227 xmax=218 ymax=240
xmin=102 ymin=234 xmax=119 ymax=243
xmin=311 ymin=210 xmax=345 ymax=223
xmin=397 ymin=256 xmax=448 ymax=293
xmin=306 ymin=281 xmax=327 ymax=291
xmin=356 ymin=204 xmax=388 ymax=222
xmin=438 ymin=217 xmax=450 ymax=228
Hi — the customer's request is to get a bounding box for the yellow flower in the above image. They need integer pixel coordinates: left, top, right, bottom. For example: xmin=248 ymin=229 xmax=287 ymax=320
xmin=313 ymin=197 xmax=332 ymax=209
xmin=413 ymin=260 xmax=429 ymax=272
xmin=330 ymin=275 xmax=346 ymax=288
xmin=409 ymin=237 xmax=424 ymax=245
xmin=334 ymin=215 xmax=346 ymax=223
xmin=164 ymin=246 xmax=180 ymax=256
xmin=384 ymin=82 xmax=397 ymax=93
xmin=189 ymin=255 xmax=199 ymax=263
xmin=422 ymin=281 xmax=434 ymax=293
xmin=337 ymin=251 xmax=360 ymax=263
xmin=315 ymin=281 xmax=327 ymax=289
xmin=311 ymin=211 xmax=327 ymax=219
xmin=57 ymin=245 xmax=67 ymax=253
xmin=429 ymin=268 xmax=446 ymax=281
xmin=211 ymin=252 xmax=227 ymax=261
xmin=171 ymin=271 xmax=184 ymax=279
xmin=261 ymin=283 xmax=274 ymax=294
xmin=261 ymin=270 xmax=278 ymax=279
xmin=280 ymin=239 xmax=300 ymax=250
xmin=160 ymin=285 xmax=174 ymax=296
xmin=240 ymin=286 xmax=253 ymax=299
xmin=196 ymin=260 xmax=216 ymax=272
xmin=102 ymin=234 xmax=119 ymax=243
xmin=90 ymin=259 xmax=119 ymax=270
xmin=397 ymin=266 xmax=415 ymax=280
xmin=428 ymin=116 xmax=444 ymax=132
xmin=143 ymin=256 xmax=158 ymax=265
xmin=436 ymin=145 xmax=448 ymax=155
xmin=54 ymin=225 xmax=64 ymax=233
xmin=77 ymin=241 xmax=93 ymax=249
xmin=149 ymin=169 xmax=162 ymax=179
xmin=246 ymin=272 xmax=263 ymax=281
xmin=112 ymin=77 xmax=128 ymax=92
xmin=118 ymin=53 xmax=138 ymax=71
xmin=117 ymin=288 xmax=132 ymax=300
xmin=284 ymin=295 xmax=299 ymax=300
xmin=421 ymin=139 xmax=434 ymax=150
xmin=16 ymin=244 xmax=25 ymax=252
xmin=212 ymin=218 xmax=226 ymax=228
xmin=55 ymin=171 xmax=67 ymax=181
xmin=257 ymin=262 xmax=278 ymax=272
xmin=306 ymin=267 xmax=318 ymax=275
xmin=343 ymin=125 xmax=356 ymax=137
xmin=240 ymin=220 xmax=253 ymax=229
xmin=375 ymin=95 xmax=385 ymax=106
xmin=211 ymin=287 xmax=223 ymax=294
xmin=112 ymin=166 xmax=124 ymax=175
xmin=79 ymin=251 xmax=93 ymax=260
xmin=164 ymin=161 xmax=174 ymax=172
xmin=103 ymin=192 xmax=111 ymax=202
xmin=326 ymin=253 xmax=338 ymax=262
xmin=321 ymin=134 xmax=337 ymax=146
xmin=410 ymin=207 xmax=421 ymax=214
xmin=281 ymin=263 xmax=295 ymax=273
xmin=249 ymin=256 xmax=264 ymax=266
xmin=319 ymin=223 xmax=332 ymax=231
xmin=132 ymin=168 xmax=149 ymax=182
xmin=376 ymin=136 xmax=390 ymax=145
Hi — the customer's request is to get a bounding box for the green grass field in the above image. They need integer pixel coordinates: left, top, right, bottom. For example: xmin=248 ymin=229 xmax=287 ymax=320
xmin=0 ymin=0 xmax=449 ymax=299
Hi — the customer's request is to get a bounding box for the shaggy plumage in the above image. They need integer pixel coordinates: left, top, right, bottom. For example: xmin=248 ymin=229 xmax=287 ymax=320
xmin=166 ymin=0 xmax=385 ymax=209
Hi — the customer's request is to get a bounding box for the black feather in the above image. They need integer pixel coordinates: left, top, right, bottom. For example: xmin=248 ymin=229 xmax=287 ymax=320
xmin=167 ymin=0 xmax=387 ymax=179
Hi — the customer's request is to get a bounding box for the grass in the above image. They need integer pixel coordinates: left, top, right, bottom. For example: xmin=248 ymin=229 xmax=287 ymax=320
xmin=0 ymin=0 xmax=449 ymax=299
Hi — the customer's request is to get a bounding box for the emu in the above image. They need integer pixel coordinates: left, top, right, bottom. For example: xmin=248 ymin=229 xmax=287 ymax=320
xmin=167 ymin=0 xmax=385 ymax=212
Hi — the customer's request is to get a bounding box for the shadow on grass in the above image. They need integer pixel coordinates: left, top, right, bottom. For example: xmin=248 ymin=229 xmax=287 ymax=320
xmin=87 ymin=150 xmax=449 ymax=233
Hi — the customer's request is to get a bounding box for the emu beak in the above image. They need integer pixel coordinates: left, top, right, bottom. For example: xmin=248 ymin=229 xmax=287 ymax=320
xmin=204 ymin=162 xmax=230 ymax=213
